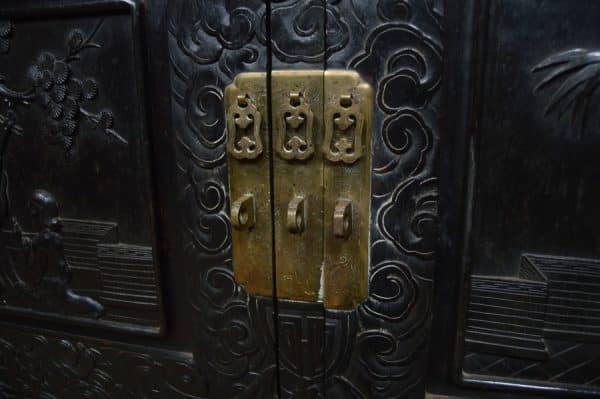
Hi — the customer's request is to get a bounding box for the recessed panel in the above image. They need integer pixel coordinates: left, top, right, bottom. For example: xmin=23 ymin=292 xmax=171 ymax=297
xmin=460 ymin=0 xmax=600 ymax=392
xmin=0 ymin=5 xmax=163 ymax=335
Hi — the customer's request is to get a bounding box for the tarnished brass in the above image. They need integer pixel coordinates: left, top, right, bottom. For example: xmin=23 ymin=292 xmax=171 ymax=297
xmin=323 ymin=70 xmax=372 ymax=310
xmin=227 ymin=93 xmax=263 ymax=160
xmin=231 ymin=194 xmax=256 ymax=230
xmin=333 ymin=198 xmax=352 ymax=238
xmin=286 ymin=196 xmax=306 ymax=234
xmin=225 ymin=73 xmax=273 ymax=297
xmin=276 ymin=90 xmax=315 ymax=160
xmin=323 ymin=92 xmax=365 ymax=163
xmin=272 ymin=70 xmax=324 ymax=303
xmin=225 ymin=70 xmax=372 ymax=309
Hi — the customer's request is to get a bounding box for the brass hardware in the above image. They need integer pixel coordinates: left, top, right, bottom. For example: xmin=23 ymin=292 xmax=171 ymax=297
xmin=333 ymin=199 xmax=352 ymax=238
xmin=227 ymin=92 xmax=263 ymax=160
xmin=225 ymin=70 xmax=372 ymax=309
xmin=324 ymin=92 xmax=365 ymax=164
xmin=272 ymin=70 xmax=324 ymax=303
xmin=276 ymin=89 xmax=315 ymax=160
xmin=231 ymin=194 xmax=256 ymax=230
xmin=323 ymin=70 xmax=372 ymax=310
xmin=286 ymin=196 xmax=306 ymax=234
xmin=225 ymin=73 xmax=273 ymax=297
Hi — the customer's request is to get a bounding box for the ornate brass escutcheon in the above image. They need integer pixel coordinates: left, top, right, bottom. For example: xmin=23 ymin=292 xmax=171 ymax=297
xmin=276 ymin=91 xmax=315 ymax=160
xmin=227 ymin=94 xmax=263 ymax=160
xmin=225 ymin=70 xmax=372 ymax=310
xmin=225 ymin=73 xmax=273 ymax=297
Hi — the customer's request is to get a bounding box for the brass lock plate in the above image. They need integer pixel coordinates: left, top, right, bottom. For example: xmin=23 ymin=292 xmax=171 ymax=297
xmin=225 ymin=73 xmax=273 ymax=297
xmin=225 ymin=70 xmax=372 ymax=310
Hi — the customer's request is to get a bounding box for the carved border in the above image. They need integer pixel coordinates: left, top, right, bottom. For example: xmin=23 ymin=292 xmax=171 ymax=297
xmin=167 ymin=1 xmax=278 ymax=397
xmin=321 ymin=1 xmax=442 ymax=398
xmin=0 ymin=323 xmax=206 ymax=398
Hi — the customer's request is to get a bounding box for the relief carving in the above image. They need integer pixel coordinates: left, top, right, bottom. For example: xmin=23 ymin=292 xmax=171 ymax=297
xmin=168 ymin=0 xmax=443 ymax=396
xmin=0 ymin=327 xmax=206 ymax=398
xmin=5 ymin=190 xmax=104 ymax=318
xmin=464 ymin=254 xmax=600 ymax=387
xmin=168 ymin=1 xmax=276 ymax=396
xmin=0 ymin=16 xmax=162 ymax=334
xmin=533 ymin=49 xmax=600 ymax=137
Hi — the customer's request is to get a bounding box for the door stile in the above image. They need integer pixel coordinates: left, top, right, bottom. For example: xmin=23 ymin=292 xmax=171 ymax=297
xmin=322 ymin=1 xmax=444 ymax=398
xmin=268 ymin=1 xmax=328 ymax=397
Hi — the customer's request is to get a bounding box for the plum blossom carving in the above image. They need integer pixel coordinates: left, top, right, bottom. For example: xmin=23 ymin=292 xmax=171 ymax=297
xmin=23 ymin=20 xmax=126 ymax=155
xmin=0 ymin=21 xmax=13 ymax=54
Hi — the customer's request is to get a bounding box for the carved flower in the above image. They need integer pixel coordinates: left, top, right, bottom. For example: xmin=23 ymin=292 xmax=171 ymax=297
xmin=0 ymin=20 xmax=13 ymax=53
xmin=67 ymin=29 xmax=85 ymax=50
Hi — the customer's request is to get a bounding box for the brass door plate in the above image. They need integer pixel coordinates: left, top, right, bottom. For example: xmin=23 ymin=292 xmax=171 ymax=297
xmin=226 ymin=73 xmax=273 ymax=297
xmin=225 ymin=70 xmax=372 ymax=310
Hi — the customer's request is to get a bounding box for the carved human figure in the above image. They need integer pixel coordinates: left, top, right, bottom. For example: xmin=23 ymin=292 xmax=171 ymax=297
xmin=19 ymin=189 xmax=105 ymax=318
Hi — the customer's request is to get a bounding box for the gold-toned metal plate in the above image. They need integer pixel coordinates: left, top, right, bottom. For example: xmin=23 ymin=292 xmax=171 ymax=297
xmin=226 ymin=70 xmax=371 ymax=309
xmin=271 ymin=70 xmax=324 ymax=303
xmin=225 ymin=72 xmax=273 ymax=297
xmin=323 ymin=70 xmax=372 ymax=310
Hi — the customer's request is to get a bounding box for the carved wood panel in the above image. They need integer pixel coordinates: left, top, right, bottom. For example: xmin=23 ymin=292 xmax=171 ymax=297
xmin=0 ymin=1 xmax=164 ymax=336
xmin=0 ymin=0 xmax=445 ymax=397
xmin=450 ymin=0 xmax=600 ymax=396
xmin=167 ymin=0 xmax=444 ymax=397
xmin=323 ymin=1 xmax=443 ymax=398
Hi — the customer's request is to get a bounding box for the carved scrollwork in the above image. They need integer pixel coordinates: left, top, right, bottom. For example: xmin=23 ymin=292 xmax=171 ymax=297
xmin=378 ymin=177 xmax=439 ymax=259
xmin=0 ymin=331 xmax=206 ymax=398
xmin=168 ymin=0 xmax=276 ymax=397
xmin=351 ymin=23 xmax=441 ymax=184
xmin=270 ymin=0 xmax=349 ymax=64
xmin=169 ymin=0 xmax=443 ymax=397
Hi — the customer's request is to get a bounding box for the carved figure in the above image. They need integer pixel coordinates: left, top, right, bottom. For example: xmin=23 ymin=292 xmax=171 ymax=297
xmin=16 ymin=190 xmax=104 ymax=317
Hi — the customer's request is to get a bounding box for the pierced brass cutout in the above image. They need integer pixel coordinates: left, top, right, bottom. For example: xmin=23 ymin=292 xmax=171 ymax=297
xmin=227 ymin=93 xmax=263 ymax=160
xmin=225 ymin=70 xmax=372 ymax=310
xmin=276 ymin=90 xmax=315 ymax=160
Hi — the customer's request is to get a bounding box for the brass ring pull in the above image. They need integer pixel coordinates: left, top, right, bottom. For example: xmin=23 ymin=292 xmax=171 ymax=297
xmin=231 ymin=194 xmax=255 ymax=230
xmin=287 ymin=196 xmax=305 ymax=234
xmin=333 ymin=198 xmax=352 ymax=239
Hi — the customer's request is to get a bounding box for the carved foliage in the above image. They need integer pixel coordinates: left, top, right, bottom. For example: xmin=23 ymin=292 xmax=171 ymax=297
xmin=533 ymin=49 xmax=600 ymax=137
xmin=0 ymin=19 xmax=126 ymax=157
xmin=0 ymin=329 xmax=206 ymax=399
xmin=0 ymin=21 xmax=13 ymax=54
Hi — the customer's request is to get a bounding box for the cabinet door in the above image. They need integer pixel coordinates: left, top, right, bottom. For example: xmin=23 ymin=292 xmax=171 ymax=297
xmin=320 ymin=1 xmax=444 ymax=398
xmin=437 ymin=0 xmax=600 ymax=398
xmin=0 ymin=1 xmax=447 ymax=398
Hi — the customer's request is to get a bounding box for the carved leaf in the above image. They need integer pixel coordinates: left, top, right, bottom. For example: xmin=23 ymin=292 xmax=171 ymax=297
xmin=533 ymin=49 xmax=600 ymax=135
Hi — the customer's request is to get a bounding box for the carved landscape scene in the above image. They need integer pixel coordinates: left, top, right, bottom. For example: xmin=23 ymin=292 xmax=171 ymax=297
xmin=0 ymin=14 xmax=163 ymax=335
